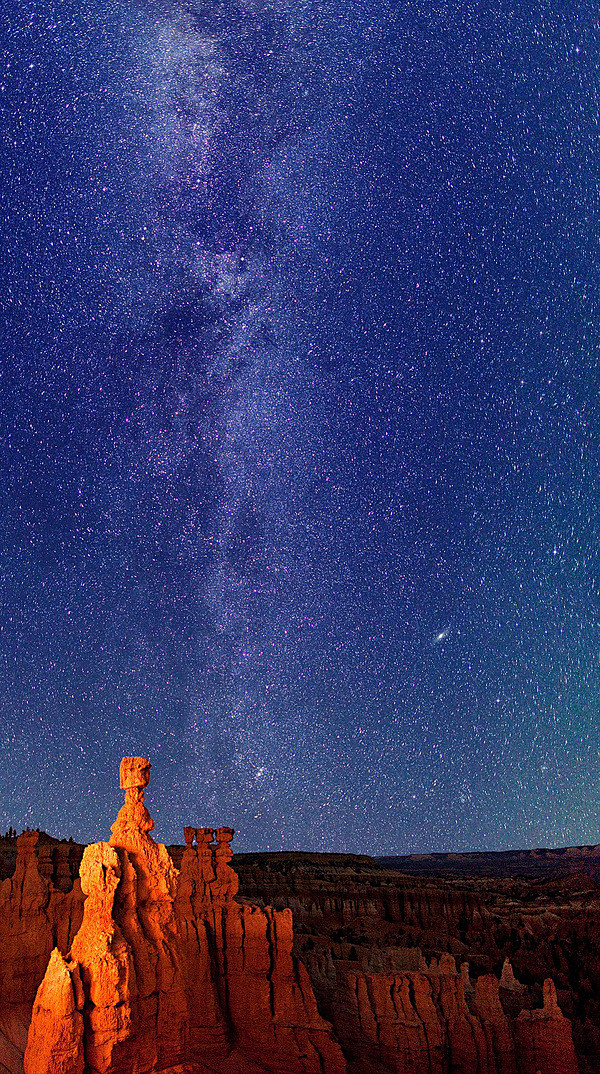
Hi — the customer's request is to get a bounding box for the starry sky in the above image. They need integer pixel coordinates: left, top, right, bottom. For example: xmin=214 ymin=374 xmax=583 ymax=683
xmin=0 ymin=0 xmax=599 ymax=854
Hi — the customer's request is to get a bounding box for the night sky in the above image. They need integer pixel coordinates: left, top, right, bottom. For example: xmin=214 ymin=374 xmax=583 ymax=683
xmin=1 ymin=0 xmax=599 ymax=854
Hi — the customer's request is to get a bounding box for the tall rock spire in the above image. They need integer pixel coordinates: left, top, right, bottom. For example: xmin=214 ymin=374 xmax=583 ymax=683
xmin=23 ymin=757 xmax=347 ymax=1074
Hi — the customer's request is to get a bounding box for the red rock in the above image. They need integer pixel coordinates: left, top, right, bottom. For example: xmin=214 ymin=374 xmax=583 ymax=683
xmin=333 ymin=958 xmax=581 ymax=1074
xmin=232 ymin=850 xmax=596 ymax=1069
xmin=23 ymin=949 xmax=84 ymax=1074
xmin=69 ymin=842 xmax=137 ymax=1074
xmin=25 ymin=758 xmax=347 ymax=1074
xmin=474 ymin=974 xmax=517 ymax=1074
xmin=0 ymin=831 xmax=84 ymax=1072
xmin=175 ymin=823 xmax=345 ymax=1071
xmin=214 ymin=826 xmax=239 ymax=900
xmin=5 ymin=765 xmax=592 ymax=1074
xmin=500 ymin=958 xmax=527 ymax=993
xmin=515 ymin=979 xmax=579 ymax=1074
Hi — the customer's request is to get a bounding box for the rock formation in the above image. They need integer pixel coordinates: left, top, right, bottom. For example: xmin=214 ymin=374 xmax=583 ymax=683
xmin=333 ymin=959 xmax=579 ymax=1074
xmin=0 ymin=767 xmax=590 ymax=1074
xmin=24 ymin=950 xmax=84 ymax=1074
xmin=234 ymin=851 xmax=588 ymax=1074
xmin=23 ymin=758 xmax=346 ymax=1074
xmin=0 ymin=830 xmax=84 ymax=1073
xmin=515 ymin=980 xmax=579 ymax=1074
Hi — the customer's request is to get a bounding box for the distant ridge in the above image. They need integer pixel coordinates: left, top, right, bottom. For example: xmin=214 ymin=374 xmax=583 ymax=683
xmin=376 ymin=843 xmax=600 ymax=878
xmin=4 ymin=833 xmax=600 ymax=882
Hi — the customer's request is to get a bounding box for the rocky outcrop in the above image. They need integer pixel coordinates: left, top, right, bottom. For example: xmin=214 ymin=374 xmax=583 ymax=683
xmin=23 ymin=758 xmax=346 ymax=1074
xmin=515 ymin=979 xmax=579 ymax=1074
xmin=333 ymin=958 xmax=578 ymax=1074
xmin=234 ymin=852 xmax=597 ymax=1071
xmin=0 ymin=769 xmax=590 ymax=1074
xmin=174 ymin=832 xmax=343 ymax=1072
xmin=0 ymin=831 xmax=84 ymax=1072
xmin=24 ymin=950 xmax=84 ymax=1074
xmin=474 ymin=973 xmax=517 ymax=1074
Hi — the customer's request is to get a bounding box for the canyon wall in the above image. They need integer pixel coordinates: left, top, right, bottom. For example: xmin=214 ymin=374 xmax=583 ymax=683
xmin=235 ymin=852 xmax=599 ymax=1073
xmin=0 ymin=831 xmax=84 ymax=1074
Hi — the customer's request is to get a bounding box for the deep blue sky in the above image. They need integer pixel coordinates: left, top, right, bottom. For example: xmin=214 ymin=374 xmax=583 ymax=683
xmin=0 ymin=0 xmax=598 ymax=853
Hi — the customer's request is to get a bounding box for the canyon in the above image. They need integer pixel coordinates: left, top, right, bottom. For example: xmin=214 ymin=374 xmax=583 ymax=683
xmin=0 ymin=759 xmax=598 ymax=1073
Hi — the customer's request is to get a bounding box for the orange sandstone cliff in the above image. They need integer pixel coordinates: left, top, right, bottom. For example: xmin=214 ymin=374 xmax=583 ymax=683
xmin=0 ymin=759 xmax=583 ymax=1074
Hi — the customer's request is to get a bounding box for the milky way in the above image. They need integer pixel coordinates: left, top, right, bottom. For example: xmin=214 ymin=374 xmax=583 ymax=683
xmin=0 ymin=0 xmax=598 ymax=853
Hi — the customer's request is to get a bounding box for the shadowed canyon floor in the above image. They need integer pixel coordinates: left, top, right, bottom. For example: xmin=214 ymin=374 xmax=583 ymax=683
xmin=1 ymin=765 xmax=599 ymax=1073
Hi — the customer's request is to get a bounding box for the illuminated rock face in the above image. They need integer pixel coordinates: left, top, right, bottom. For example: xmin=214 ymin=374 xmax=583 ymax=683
xmin=514 ymin=980 xmax=580 ymax=1074
xmin=23 ymin=759 xmax=347 ymax=1074
xmin=0 ymin=830 xmax=84 ymax=1073
xmin=3 ymin=762 xmax=582 ymax=1074
xmin=23 ymin=950 xmax=84 ymax=1074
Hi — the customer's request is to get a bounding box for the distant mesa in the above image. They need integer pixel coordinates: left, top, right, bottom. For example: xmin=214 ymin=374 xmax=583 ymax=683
xmin=0 ymin=756 xmax=588 ymax=1074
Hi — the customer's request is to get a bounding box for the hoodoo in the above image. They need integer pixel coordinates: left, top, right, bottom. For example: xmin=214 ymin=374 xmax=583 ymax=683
xmin=0 ymin=757 xmax=581 ymax=1073
xmin=22 ymin=758 xmax=346 ymax=1074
